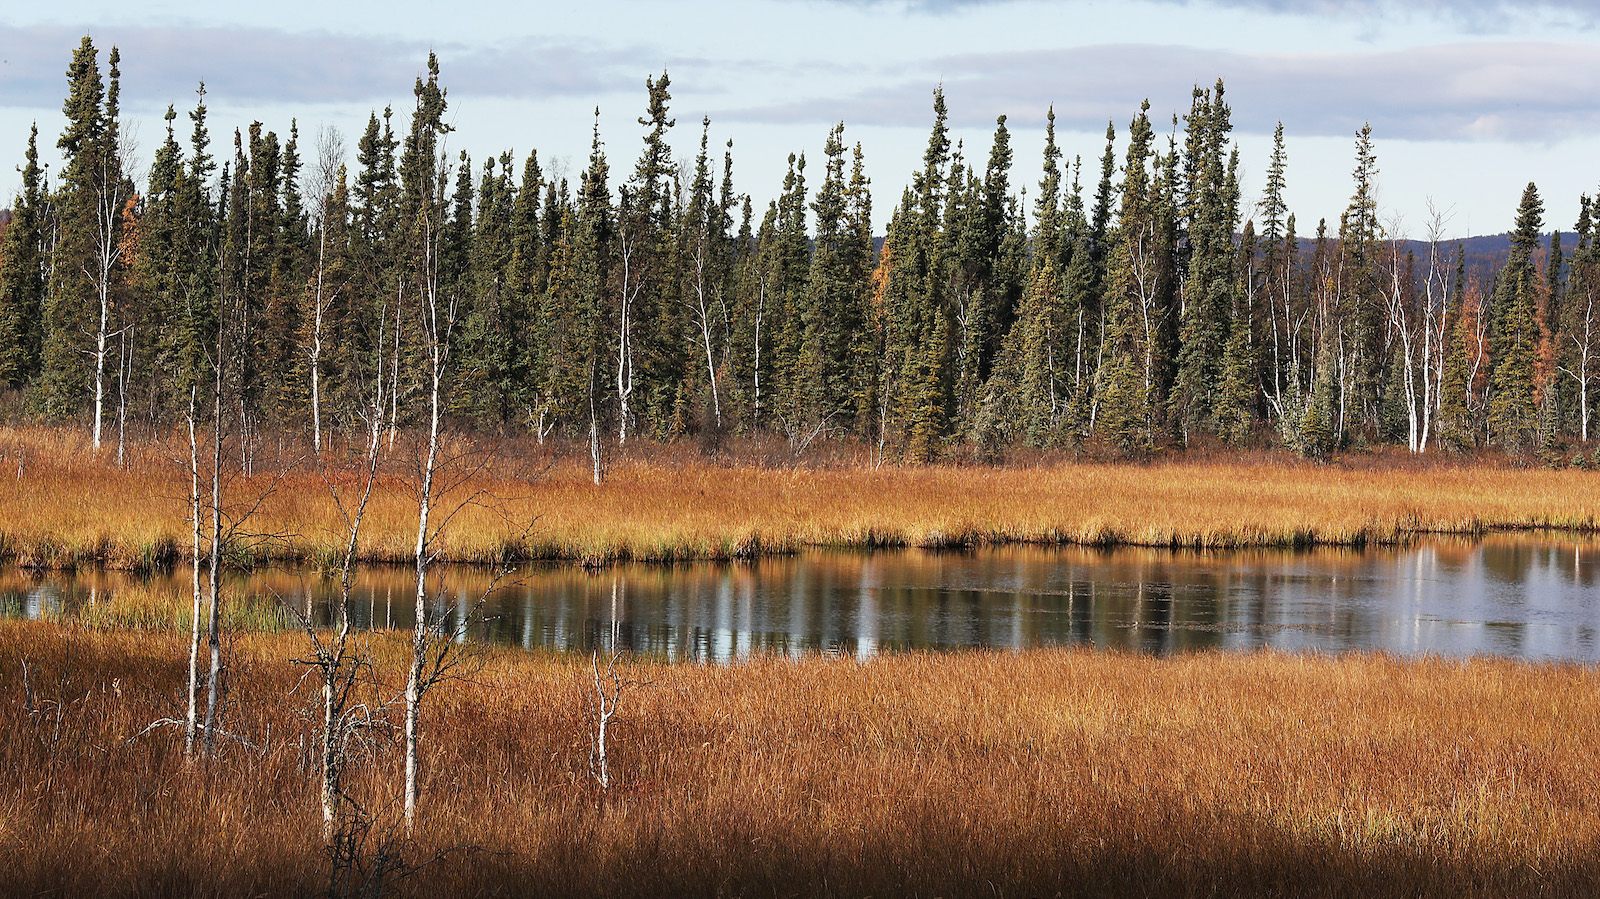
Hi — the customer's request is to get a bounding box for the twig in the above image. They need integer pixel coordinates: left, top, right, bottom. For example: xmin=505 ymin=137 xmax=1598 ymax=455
xmin=21 ymin=658 xmax=34 ymax=713
xmin=132 ymin=717 xmax=188 ymax=741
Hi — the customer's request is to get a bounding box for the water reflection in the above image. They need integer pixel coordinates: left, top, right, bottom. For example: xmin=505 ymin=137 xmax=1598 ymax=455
xmin=5 ymin=535 xmax=1600 ymax=662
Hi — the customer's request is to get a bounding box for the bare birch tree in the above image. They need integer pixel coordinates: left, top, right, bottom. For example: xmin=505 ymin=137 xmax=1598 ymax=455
xmin=1378 ymin=217 xmax=1426 ymax=452
xmin=305 ymin=126 xmax=347 ymax=455
xmin=614 ymin=186 xmax=643 ymax=445
xmin=403 ymin=164 xmax=455 ymax=830
xmin=176 ymin=264 xmax=289 ymax=758
xmin=1563 ymin=273 xmax=1600 ymax=442
xmin=283 ymin=440 xmax=382 ymax=839
xmin=183 ymin=385 xmax=204 ymax=757
xmin=1417 ymin=201 xmax=1457 ymax=453
xmin=89 ymin=113 xmax=138 ymax=451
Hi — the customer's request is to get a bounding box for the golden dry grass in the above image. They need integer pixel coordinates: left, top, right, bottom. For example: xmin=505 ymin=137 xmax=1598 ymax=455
xmin=1 ymin=619 xmax=1597 ymax=896
xmin=5 ymin=424 xmax=1600 ymax=567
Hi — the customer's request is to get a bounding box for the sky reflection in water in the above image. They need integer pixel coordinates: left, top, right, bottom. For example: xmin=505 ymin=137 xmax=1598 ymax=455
xmin=5 ymin=535 xmax=1600 ymax=662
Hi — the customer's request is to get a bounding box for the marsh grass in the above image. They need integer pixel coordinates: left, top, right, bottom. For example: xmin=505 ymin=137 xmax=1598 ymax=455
xmin=65 ymin=582 xmax=291 ymax=633
xmin=7 ymin=424 xmax=1600 ymax=568
xmin=2 ymin=619 xmax=1598 ymax=896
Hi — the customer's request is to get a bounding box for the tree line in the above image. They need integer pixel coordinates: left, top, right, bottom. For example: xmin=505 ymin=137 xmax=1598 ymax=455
xmin=0 ymin=37 xmax=1593 ymax=464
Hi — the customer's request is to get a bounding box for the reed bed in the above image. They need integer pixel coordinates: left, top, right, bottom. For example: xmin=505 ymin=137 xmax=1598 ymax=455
xmin=5 ymin=424 xmax=1600 ymax=568
xmin=1 ymin=619 xmax=1597 ymax=896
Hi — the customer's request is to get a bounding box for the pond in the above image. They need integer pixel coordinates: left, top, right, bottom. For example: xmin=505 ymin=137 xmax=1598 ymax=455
xmin=5 ymin=535 xmax=1600 ymax=662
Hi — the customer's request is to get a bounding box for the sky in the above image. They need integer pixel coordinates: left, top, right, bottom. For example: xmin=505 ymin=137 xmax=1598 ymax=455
xmin=2 ymin=0 xmax=1598 ymax=240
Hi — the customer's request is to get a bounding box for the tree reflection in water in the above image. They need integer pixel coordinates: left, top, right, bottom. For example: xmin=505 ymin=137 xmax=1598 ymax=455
xmin=5 ymin=534 xmax=1600 ymax=662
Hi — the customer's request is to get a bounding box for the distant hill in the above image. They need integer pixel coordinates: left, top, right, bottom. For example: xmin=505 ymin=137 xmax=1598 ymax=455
xmin=1394 ymin=232 xmax=1568 ymax=285
xmin=874 ymin=232 xmax=1559 ymax=285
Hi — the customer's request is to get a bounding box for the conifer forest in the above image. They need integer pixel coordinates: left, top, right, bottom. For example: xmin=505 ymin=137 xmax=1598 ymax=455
xmin=0 ymin=37 xmax=1589 ymax=464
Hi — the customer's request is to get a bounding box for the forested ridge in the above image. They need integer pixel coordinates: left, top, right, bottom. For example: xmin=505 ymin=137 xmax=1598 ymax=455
xmin=0 ymin=37 xmax=1590 ymax=464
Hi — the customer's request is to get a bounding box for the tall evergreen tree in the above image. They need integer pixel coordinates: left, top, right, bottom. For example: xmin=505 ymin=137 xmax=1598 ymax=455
xmin=797 ymin=122 xmax=864 ymax=429
xmin=0 ymin=126 xmax=48 ymax=390
xmin=1338 ymin=123 xmax=1384 ymax=438
xmin=1170 ymin=80 xmax=1240 ymax=442
xmin=41 ymin=37 xmax=133 ymax=446
xmin=893 ymin=88 xmax=956 ymax=460
xmin=507 ymin=150 xmax=548 ymax=430
xmin=615 ymin=71 xmax=678 ymax=440
xmin=683 ymin=118 xmax=730 ymax=431
xmin=1561 ymin=197 xmax=1600 ymax=441
xmin=1437 ymin=246 xmax=1479 ymax=450
xmin=1487 ymin=183 xmax=1546 ymax=451
xmin=1096 ymin=101 xmax=1171 ymax=453
xmin=1257 ymin=122 xmax=1305 ymax=440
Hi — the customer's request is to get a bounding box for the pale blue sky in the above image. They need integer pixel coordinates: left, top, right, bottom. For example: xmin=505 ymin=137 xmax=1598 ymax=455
xmin=2 ymin=0 xmax=1598 ymax=238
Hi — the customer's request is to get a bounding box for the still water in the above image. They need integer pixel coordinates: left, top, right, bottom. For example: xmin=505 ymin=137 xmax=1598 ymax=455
xmin=5 ymin=535 xmax=1600 ymax=662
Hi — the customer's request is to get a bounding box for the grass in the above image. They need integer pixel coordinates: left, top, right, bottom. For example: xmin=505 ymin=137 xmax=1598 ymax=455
xmin=5 ymin=423 xmax=1600 ymax=569
xmin=1 ymin=618 xmax=1597 ymax=896
xmin=63 ymin=581 xmax=292 ymax=633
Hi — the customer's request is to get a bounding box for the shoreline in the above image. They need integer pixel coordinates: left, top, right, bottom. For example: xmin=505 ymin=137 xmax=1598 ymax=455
xmin=0 ymin=518 xmax=1593 ymax=573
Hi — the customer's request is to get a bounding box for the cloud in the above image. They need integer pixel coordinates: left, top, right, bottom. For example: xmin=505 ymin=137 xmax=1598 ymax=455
xmin=1158 ymin=0 xmax=1600 ymax=29
xmin=5 ymin=21 xmax=1594 ymax=150
xmin=1157 ymin=0 xmax=1600 ymax=32
xmin=0 ymin=23 xmax=646 ymax=112
xmin=809 ymin=0 xmax=1600 ymax=28
xmin=720 ymin=41 xmax=1600 ymax=143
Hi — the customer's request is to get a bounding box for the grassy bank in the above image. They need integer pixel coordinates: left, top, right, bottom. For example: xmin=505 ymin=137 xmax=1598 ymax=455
xmin=2 ymin=619 xmax=1596 ymax=897
xmin=5 ymin=425 xmax=1600 ymax=568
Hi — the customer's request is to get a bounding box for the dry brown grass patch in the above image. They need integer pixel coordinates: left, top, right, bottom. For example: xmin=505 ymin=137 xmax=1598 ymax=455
xmin=2 ymin=620 xmax=1598 ymax=896
xmin=6 ymin=424 xmax=1600 ymax=569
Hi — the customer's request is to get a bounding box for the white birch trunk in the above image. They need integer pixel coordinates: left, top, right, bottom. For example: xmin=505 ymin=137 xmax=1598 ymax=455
xmin=184 ymin=387 xmax=203 ymax=758
xmin=405 ymin=200 xmax=452 ymax=833
xmin=589 ymin=383 xmax=602 ymax=486
xmin=202 ymin=361 xmax=224 ymax=755
xmin=310 ymin=226 xmax=327 ymax=455
xmin=616 ymin=233 xmax=639 ymax=445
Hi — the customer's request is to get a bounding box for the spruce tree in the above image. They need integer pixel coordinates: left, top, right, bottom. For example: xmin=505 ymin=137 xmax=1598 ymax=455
xmin=1487 ymin=183 xmax=1546 ymax=451
xmin=1339 ymin=123 xmax=1385 ymax=437
xmin=1436 ymin=246 xmax=1476 ymax=450
xmin=1095 ymin=102 xmax=1165 ymax=454
xmin=1170 ymin=80 xmax=1240 ymax=441
xmin=507 ymin=149 xmax=547 ymax=428
xmin=891 ymin=88 xmax=956 ymax=461
xmin=461 ymin=151 xmax=523 ymax=422
xmin=349 ymin=106 xmax=400 ymax=435
xmin=163 ymin=85 xmax=221 ymax=414
xmin=1562 ymin=198 xmax=1600 ymax=441
xmin=615 ymin=71 xmax=679 ymax=439
xmin=134 ymin=106 xmax=187 ymax=414
xmin=684 ymin=118 xmax=730 ymax=431
xmin=768 ymin=152 xmax=809 ymax=433
xmin=1257 ymin=122 xmax=1304 ymax=439
xmin=800 ymin=122 xmax=866 ymax=431
xmin=1034 ymin=108 xmax=1063 ymax=267
xmin=843 ymin=143 xmax=877 ymax=433
xmin=0 ymin=126 xmax=48 ymax=390
xmin=1015 ymin=261 xmax=1068 ymax=443
xmin=40 ymin=36 xmax=130 ymax=437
